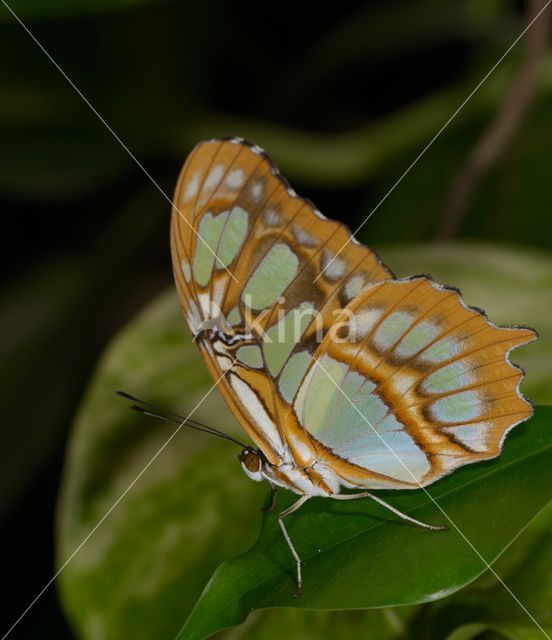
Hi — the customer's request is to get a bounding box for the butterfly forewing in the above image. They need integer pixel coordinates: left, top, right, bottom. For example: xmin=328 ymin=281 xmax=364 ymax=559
xmin=171 ymin=138 xmax=392 ymax=464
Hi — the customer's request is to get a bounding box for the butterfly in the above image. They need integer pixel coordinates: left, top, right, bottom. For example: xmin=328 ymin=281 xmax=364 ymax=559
xmin=169 ymin=137 xmax=536 ymax=595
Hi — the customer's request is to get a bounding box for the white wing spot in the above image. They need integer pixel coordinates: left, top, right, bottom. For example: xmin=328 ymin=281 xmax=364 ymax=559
xmin=264 ymin=209 xmax=281 ymax=226
xmin=181 ymin=260 xmax=192 ymax=283
xmin=251 ymin=145 xmax=263 ymax=155
xmin=287 ymin=188 xmax=297 ymax=197
xmin=186 ymin=300 xmax=202 ymax=335
xmin=322 ymin=249 xmax=347 ymax=280
xmin=292 ymin=225 xmax=317 ymax=247
xmin=225 ymin=169 xmax=244 ymax=190
xmin=182 ymin=172 xmax=200 ymax=203
xmin=250 ymin=181 xmax=263 ymax=202
xmin=204 ymin=164 xmax=224 ymax=191
xmin=211 ymin=278 xmax=226 ymax=308
xmin=314 ymin=209 xmax=327 ymax=220
xmin=348 ymin=308 xmax=383 ymax=341
xmin=344 ymin=274 xmax=365 ymax=301
xmin=197 ymin=292 xmax=212 ymax=317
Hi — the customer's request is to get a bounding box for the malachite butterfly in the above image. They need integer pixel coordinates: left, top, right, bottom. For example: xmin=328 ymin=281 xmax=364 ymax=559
xmin=170 ymin=137 xmax=536 ymax=595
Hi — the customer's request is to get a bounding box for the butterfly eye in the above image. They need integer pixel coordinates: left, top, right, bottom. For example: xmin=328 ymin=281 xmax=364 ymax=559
xmin=239 ymin=449 xmax=263 ymax=481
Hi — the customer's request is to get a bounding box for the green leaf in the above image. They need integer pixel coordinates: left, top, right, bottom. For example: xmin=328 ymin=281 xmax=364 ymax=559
xmin=178 ymin=406 xmax=552 ymax=640
xmin=435 ymin=503 xmax=552 ymax=640
xmin=56 ymin=292 xmax=265 ymax=639
xmin=213 ymin=606 xmax=418 ymax=640
xmin=57 ymin=243 xmax=552 ymax=640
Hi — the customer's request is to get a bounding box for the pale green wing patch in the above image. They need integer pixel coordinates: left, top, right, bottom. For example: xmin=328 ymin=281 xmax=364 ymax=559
xmin=193 ymin=212 xmax=227 ymax=287
xmin=263 ymin=302 xmax=315 ymax=376
xmin=193 ymin=208 xmax=249 ymax=287
xmin=215 ymin=207 xmax=249 ymax=268
xmin=430 ymin=390 xmax=482 ymax=423
xmin=242 ymin=243 xmax=299 ymax=311
xmin=236 ymin=345 xmax=264 ymax=369
xmin=422 ymin=361 xmax=471 ymax=394
xmin=294 ymin=355 xmax=344 ymax=436
xmin=227 ymin=305 xmax=241 ymax=326
xmin=294 ymin=354 xmax=430 ymax=485
xmin=278 ymin=350 xmax=312 ymax=404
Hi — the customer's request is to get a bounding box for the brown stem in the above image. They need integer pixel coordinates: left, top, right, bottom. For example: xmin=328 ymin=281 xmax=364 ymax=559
xmin=436 ymin=0 xmax=550 ymax=240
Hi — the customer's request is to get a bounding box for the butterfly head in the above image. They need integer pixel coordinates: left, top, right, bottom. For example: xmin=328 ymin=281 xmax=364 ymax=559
xmin=238 ymin=447 xmax=265 ymax=482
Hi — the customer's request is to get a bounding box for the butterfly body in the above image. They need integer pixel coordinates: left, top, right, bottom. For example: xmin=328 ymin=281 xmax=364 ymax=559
xmin=171 ymin=137 xmax=536 ymax=593
xmin=238 ymin=446 xmax=338 ymax=497
xmin=195 ymin=328 xmax=342 ymax=497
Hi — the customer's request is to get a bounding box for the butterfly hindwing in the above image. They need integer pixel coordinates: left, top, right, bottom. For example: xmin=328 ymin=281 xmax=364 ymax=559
xmin=291 ymin=277 xmax=536 ymax=489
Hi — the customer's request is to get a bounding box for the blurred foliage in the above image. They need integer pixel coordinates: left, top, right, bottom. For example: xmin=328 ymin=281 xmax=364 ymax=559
xmin=57 ymin=244 xmax=552 ymax=640
xmin=0 ymin=186 xmax=162 ymax=521
xmin=1 ymin=0 xmax=551 ymax=638
xmin=0 ymin=0 xmax=550 ymax=226
xmin=1 ymin=0 xmax=166 ymax=21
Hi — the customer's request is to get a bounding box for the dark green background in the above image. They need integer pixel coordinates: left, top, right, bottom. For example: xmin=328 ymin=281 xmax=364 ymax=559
xmin=1 ymin=1 xmax=550 ymax=638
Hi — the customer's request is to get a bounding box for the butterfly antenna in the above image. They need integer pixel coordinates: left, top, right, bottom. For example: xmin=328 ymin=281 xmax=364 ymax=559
xmin=130 ymin=404 xmax=246 ymax=445
xmin=116 ymin=391 xmax=248 ymax=449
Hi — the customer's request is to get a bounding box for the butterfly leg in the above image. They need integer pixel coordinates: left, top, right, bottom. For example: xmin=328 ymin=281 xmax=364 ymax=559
xmin=261 ymin=483 xmax=279 ymax=513
xmin=278 ymin=494 xmax=310 ymax=597
xmin=332 ymin=491 xmax=447 ymax=531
